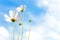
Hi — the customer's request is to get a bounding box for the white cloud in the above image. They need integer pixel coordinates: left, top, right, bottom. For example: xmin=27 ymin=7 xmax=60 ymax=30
xmin=48 ymin=0 xmax=60 ymax=17
xmin=24 ymin=26 xmax=45 ymax=40
xmin=46 ymin=0 xmax=60 ymax=31
xmin=40 ymin=0 xmax=60 ymax=40
xmin=0 ymin=26 xmax=10 ymax=40
xmin=24 ymin=0 xmax=60 ymax=40
xmin=47 ymin=31 xmax=60 ymax=40
xmin=34 ymin=0 xmax=60 ymax=31
xmin=43 ymin=14 xmax=57 ymax=28
xmin=35 ymin=0 xmax=48 ymax=7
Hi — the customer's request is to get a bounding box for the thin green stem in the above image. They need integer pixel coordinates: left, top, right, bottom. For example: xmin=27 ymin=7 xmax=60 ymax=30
xmin=21 ymin=13 xmax=24 ymax=40
xmin=20 ymin=5 xmax=25 ymax=40
xmin=21 ymin=23 xmax=23 ymax=40
xmin=18 ymin=24 xmax=20 ymax=40
xmin=28 ymin=27 xmax=31 ymax=40
xmin=12 ymin=23 xmax=14 ymax=40
xmin=28 ymin=20 xmax=32 ymax=40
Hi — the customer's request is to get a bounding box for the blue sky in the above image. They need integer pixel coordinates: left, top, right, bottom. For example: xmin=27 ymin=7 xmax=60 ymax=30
xmin=0 ymin=0 xmax=60 ymax=40
xmin=0 ymin=0 xmax=46 ymax=27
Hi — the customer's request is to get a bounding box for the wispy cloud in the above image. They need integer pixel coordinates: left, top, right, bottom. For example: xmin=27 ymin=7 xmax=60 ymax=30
xmin=47 ymin=31 xmax=60 ymax=40
xmin=35 ymin=0 xmax=48 ymax=8
xmin=23 ymin=0 xmax=60 ymax=40
xmin=0 ymin=26 xmax=10 ymax=40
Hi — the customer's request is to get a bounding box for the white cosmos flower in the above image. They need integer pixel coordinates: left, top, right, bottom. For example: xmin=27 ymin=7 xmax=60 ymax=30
xmin=16 ymin=5 xmax=26 ymax=12
xmin=4 ymin=10 xmax=20 ymax=22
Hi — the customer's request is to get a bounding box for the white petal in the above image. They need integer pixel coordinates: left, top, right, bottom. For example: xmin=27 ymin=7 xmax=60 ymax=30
xmin=16 ymin=16 xmax=20 ymax=22
xmin=21 ymin=5 xmax=26 ymax=9
xmin=21 ymin=5 xmax=26 ymax=8
xmin=9 ymin=10 xmax=14 ymax=18
xmin=5 ymin=19 xmax=11 ymax=22
xmin=24 ymin=5 xmax=27 ymax=10
xmin=20 ymin=5 xmax=26 ymax=11
xmin=4 ymin=14 xmax=10 ymax=20
xmin=16 ymin=5 xmax=27 ymax=12
xmin=14 ymin=12 xmax=18 ymax=18
xmin=16 ymin=7 xmax=20 ymax=12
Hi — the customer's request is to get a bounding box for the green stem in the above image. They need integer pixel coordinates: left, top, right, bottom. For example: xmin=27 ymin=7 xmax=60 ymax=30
xmin=12 ymin=23 xmax=14 ymax=40
xmin=21 ymin=13 xmax=24 ymax=40
xmin=18 ymin=25 xmax=20 ymax=40
xmin=28 ymin=21 xmax=32 ymax=40
xmin=21 ymin=24 xmax=23 ymax=40
xmin=28 ymin=28 xmax=31 ymax=40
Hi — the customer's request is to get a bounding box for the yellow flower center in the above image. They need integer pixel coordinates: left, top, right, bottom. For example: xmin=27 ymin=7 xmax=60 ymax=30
xmin=11 ymin=18 xmax=16 ymax=22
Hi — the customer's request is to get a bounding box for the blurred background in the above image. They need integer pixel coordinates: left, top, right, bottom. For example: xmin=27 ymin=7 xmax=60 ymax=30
xmin=0 ymin=0 xmax=60 ymax=40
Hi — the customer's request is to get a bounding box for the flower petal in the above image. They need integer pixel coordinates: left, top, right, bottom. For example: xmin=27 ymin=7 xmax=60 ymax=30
xmin=21 ymin=5 xmax=26 ymax=8
xmin=4 ymin=14 xmax=10 ymax=20
xmin=14 ymin=12 xmax=18 ymax=18
xmin=24 ymin=5 xmax=27 ymax=11
xmin=5 ymin=19 xmax=11 ymax=22
xmin=20 ymin=5 xmax=27 ymax=11
xmin=16 ymin=5 xmax=27 ymax=12
xmin=16 ymin=16 xmax=20 ymax=22
xmin=9 ymin=10 xmax=14 ymax=18
xmin=16 ymin=7 xmax=20 ymax=12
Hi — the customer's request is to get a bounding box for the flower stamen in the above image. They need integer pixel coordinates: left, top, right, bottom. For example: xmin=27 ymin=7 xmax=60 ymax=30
xmin=20 ymin=8 xmax=24 ymax=12
xmin=11 ymin=18 xmax=16 ymax=22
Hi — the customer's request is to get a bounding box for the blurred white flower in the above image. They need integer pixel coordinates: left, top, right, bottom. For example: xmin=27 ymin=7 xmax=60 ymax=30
xmin=16 ymin=5 xmax=26 ymax=12
xmin=4 ymin=10 xmax=20 ymax=22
